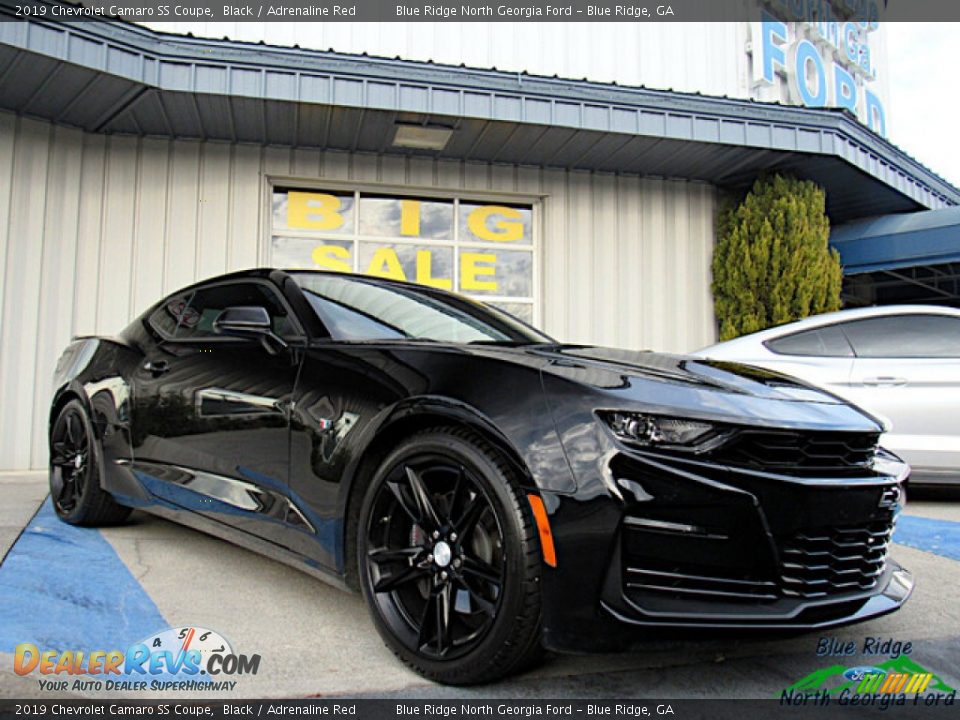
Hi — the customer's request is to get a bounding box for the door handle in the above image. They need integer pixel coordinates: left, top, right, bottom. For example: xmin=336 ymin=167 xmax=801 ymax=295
xmin=862 ymin=376 xmax=907 ymax=387
xmin=143 ymin=360 xmax=170 ymax=377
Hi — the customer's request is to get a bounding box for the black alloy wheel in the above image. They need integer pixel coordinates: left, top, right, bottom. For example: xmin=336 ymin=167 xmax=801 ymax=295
xmin=49 ymin=400 xmax=132 ymax=526
xmin=358 ymin=428 xmax=543 ymax=685
xmin=50 ymin=404 xmax=91 ymax=515
xmin=366 ymin=458 xmax=504 ymax=658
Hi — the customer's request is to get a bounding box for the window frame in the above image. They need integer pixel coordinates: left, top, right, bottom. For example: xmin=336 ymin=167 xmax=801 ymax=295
xmin=263 ymin=177 xmax=543 ymax=328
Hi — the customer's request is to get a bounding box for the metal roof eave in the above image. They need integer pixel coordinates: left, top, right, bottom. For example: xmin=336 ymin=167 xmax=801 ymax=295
xmin=1 ymin=8 xmax=958 ymax=217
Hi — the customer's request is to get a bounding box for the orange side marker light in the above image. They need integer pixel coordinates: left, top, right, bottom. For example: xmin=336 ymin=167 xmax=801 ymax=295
xmin=527 ymin=494 xmax=557 ymax=568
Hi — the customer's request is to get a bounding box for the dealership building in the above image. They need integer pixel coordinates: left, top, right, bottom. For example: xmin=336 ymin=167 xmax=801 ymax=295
xmin=2 ymin=4 xmax=960 ymax=471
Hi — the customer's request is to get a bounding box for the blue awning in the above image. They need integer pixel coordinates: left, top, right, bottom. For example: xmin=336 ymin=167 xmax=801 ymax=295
xmin=831 ymin=207 xmax=960 ymax=274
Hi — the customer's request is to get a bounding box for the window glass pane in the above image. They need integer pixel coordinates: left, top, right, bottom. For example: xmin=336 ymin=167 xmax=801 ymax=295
xmin=767 ymin=325 xmax=854 ymax=357
xmin=459 ymin=203 xmax=532 ymax=246
xmin=307 ymin=294 xmax=406 ymax=341
xmin=358 ymin=196 xmax=453 ymax=239
xmin=175 ymin=283 xmax=296 ymax=340
xmin=273 ymin=190 xmax=354 ymax=234
xmin=458 ymin=248 xmax=533 ymax=297
xmin=273 ymin=236 xmax=354 ymax=272
xmin=357 ymin=242 xmax=455 ymax=288
xmin=488 ymin=302 xmax=535 ymax=326
xmin=841 ymin=315 xmax=960 ymax=358
xmin=149 ymin=293 xmax=195 ymax=338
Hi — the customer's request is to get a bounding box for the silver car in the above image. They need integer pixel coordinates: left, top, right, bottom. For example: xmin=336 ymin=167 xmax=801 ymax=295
xmin=694 ymin=305 xmax=960 ymax=485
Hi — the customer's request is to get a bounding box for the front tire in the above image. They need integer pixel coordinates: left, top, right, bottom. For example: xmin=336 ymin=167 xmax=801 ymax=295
xmin=49 ymin=399 xmax=132 ymax=526
xmin=357 ymin=427 xmax=543 ymax=685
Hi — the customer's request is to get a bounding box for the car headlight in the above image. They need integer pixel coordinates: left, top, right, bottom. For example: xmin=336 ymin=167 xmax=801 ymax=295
xmin=599 ymin=411 xmax=727 ymax=453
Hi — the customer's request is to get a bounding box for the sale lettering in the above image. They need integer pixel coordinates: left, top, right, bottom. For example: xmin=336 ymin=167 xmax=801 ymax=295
xmin=311 ymin=245 xmax=497 ymax=291
xmin=287 ymin=192 xmax=529 ymax=293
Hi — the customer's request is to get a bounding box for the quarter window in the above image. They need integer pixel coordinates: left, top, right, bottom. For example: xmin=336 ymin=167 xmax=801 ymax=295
xmin=765 ymin=325 xmax=854 ymax=357
xmin=148 ymin=293 xmax=194 ymax=338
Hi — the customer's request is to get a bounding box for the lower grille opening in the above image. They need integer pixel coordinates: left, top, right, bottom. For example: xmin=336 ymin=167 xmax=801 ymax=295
xmin=624 ymin=566 xmax=779 ymax=602
xmin=778 ymin=519 xmax=895 ymax=599
xmin=621 ymin=513 xmax=896 ymax=605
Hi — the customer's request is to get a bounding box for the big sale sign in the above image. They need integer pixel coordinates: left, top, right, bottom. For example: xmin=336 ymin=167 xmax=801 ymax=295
xmin=270 ymin=189 xmax=536 ymax=321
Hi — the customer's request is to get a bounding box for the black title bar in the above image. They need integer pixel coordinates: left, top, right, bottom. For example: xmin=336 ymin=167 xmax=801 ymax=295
xmin=1 ymin=698 xmax=959 ymax=719
xmin=5 ymin=0 xmax=960 ymax=23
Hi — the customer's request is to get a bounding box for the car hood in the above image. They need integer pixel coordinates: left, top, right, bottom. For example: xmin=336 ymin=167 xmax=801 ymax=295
xmin=532 ymin=345 xmax=836 ymax=402
xmin=524 ymin=344 xmax=882 ymax=433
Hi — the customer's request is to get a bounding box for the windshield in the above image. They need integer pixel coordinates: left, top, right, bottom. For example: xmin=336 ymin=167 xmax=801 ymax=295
xmin=291 ymin=272 xmax=553 ymax=345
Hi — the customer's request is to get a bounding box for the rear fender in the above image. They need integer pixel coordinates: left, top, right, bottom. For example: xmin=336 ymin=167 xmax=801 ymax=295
xmin=50 ymin=339 xmax=150 ymax=505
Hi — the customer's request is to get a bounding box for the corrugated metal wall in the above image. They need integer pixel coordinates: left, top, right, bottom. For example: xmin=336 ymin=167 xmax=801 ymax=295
xmin=0 ymin=111 xmax=717 ymax=471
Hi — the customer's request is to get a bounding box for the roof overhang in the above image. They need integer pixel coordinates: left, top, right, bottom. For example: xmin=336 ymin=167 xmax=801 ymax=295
xmin=2 ymin=5 xmax=959 ymax=223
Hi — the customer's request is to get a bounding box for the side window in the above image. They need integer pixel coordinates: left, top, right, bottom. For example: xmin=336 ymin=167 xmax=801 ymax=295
xmin=150 ymin=283 xmax=297 ymax=341
xmin=149 ymin=292 xmax=197 ymax=338
xmin=840 ymin=315 xmax=960 ymax=358
xmin=765 ymin=325 xmax=854 ymax=357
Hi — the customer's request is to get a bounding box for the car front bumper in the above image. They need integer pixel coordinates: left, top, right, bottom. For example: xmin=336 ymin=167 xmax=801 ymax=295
xmin=537 ymin=448 xmax=913 ymax=653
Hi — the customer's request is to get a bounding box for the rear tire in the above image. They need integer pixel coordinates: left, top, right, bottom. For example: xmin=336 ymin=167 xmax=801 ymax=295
xmin=357 ymin=427 xmax=543 ymax=685
xmin=49 ymin=399 xmax=132 ymax=526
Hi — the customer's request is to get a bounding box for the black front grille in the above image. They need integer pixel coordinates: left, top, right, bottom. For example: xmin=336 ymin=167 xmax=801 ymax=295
xmin=717 ymin=430 xmax=879 ymax=474
xmin=778 ymin=518 xmax=895 ymax=599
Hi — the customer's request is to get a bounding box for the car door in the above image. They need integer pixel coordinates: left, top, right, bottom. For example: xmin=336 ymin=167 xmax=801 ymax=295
xmin=130 ymin=279 xmax=305 ymax=546
xmin=840 ymin=314 xmax=960 ymax=480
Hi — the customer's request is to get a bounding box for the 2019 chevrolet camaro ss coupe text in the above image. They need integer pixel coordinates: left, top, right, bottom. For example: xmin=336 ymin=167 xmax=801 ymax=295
xmin=50 ymin=269 xmax=913 ymax=684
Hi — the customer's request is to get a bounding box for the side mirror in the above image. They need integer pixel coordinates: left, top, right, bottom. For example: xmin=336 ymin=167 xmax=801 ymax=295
xmin=213 ymin=306 xmax=288 ymax=353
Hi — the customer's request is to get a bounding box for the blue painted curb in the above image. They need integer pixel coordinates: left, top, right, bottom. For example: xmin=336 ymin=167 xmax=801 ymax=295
xmin=895 ymin=514 xmax=960 ymax=562
xmin=0 ymin=499 xmax=167 ymax=653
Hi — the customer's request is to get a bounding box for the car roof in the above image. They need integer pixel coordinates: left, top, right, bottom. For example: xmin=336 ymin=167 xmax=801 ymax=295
xmin=157 ymin=268 xmax=454 ymax=298
xmin=698 ymin=304 xmax=960 ymax=352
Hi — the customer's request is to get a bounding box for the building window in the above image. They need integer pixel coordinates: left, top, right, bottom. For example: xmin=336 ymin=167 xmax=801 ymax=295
xmin=270 ymin=187 xmax=537 ymax=324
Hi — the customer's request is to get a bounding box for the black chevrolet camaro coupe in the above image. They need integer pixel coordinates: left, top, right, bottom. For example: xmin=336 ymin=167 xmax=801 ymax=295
xmin=49 ymin=269 xmax=912 ymax=684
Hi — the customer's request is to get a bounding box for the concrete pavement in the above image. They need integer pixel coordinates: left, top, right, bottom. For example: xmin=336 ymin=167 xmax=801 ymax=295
xmin=0 ymin=472 xmax=47 ymax=560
